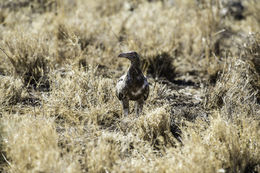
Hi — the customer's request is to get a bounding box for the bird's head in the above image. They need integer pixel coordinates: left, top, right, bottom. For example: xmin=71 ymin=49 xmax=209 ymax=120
xmin=118 ymin=52 xmax=140 ymax=65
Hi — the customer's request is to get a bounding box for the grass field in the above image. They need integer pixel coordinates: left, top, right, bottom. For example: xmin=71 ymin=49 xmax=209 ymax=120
xmin=0 ymin=0 xmax=260 ymax=172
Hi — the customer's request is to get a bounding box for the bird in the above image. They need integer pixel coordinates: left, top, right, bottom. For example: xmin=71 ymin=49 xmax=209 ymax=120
xmin=116 ymin=51 xmax=149 ymax=117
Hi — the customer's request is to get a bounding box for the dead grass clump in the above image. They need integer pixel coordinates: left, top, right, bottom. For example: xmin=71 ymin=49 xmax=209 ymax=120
xmin=0 ymin=75 xmax=40 ymax=107
xmin=243 ymin=32 xmax=260 ymax=75
xmin=92 ymin=0 xmax=125 ymax=17
xmin=206 ymin=56 xmax=260 ymax=119
xmin=55 ymin=24 xmax=82 ymax=64
xmin=245 ymin=0 xmax=260 ymax=26
xmin=1 ymin=33 xmax=51 ymax=91
xmin=0 ymin=0 xmax=56 ymax=13
xmin=135 ymin=107 xmax=175 ymax=148
xmin=0 ymin=76 xmax=26 ymax=106
xmin=49 ymin=66 xmax=114 ymax=108
xmin=0 ymin=119 xmax=6 ymax=172
xmin=54 ymin=20 xmax=110 ymax=67
xmin=204 ymin=114 xmax=260 ymax=172
xmin=46 ymin=66 xmax=118 ymax=124
xmin=1 ymin=113 xmax=81 ymax=172
xmin=30 ymin=0 xmax=57 ymax=14
xmin=121 ymin=2 xmax=178 ymax=55
xmin=57 ymin=125 xmax=134 ymax=173
xmin=153 ymin=113 xmax=260 ymax=173
xmin=0 ymin=0 xmax=30 ymax=11
xmin=241 ymin=32 xmax=260 ymax=103
xmin=0 ymin=9 xmax=6 ymax=25
xmin=144 ymin=52 xmax=176 ymax=82
xmin=81 ymin=134 xmax=121 ymax=172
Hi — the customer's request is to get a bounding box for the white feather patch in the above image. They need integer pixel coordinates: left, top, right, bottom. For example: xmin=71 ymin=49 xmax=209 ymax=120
xmin=116 ymin=74 xmax=127 ymax=92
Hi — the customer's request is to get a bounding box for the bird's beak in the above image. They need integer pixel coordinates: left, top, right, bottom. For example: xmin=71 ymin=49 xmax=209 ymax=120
xmin=118 ymin=53 xmax=130 ymax=58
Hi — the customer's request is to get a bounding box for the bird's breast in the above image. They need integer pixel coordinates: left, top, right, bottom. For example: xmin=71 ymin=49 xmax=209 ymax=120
xmin=131 ymin=80 xmax=148 ymax=96
xmin=116 ymin=72 xmax=149 ymax=101
xmin=128 ymin=79 xmax=149 ymax=100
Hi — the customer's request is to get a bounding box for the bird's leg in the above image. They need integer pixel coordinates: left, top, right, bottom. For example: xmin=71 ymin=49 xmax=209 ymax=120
xmin=135 ymin=99 xmax=144 ymax=117
xmin=121 ymin=99 xmax=129 ymax=117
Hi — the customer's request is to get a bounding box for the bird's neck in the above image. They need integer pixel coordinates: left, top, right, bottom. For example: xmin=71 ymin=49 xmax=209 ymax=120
xmin=131 ymin=60 xmax=140 ymax=68
xmin=128 ymin=61 xmax=142 ymax=77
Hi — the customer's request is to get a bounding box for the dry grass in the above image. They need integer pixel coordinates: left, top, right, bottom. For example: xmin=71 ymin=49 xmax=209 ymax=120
xmin=0 ymin=0 xmax=260 ymax=172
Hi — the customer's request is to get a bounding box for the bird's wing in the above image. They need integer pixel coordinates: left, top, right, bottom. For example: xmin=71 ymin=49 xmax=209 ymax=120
xmin=116 ymin=74 xmax=128 ymax=100
xmin=143 ymin=78 xmax=149 ymax=100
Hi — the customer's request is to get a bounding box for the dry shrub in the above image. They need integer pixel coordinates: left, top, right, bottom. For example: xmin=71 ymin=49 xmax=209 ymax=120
xmin=46 ymin=66 xmax=117 ymax=124
xmin=1 ymin=113 xmax=80 ymax=172
xmin=1 ymin=32 xmax=51 ymax=91
xmin=81 ymin=133 xmax=121 ymax=172
xmin=245 ymin=0 xmax=260 ymax=26
xmin=55 ymin=23 xmax=82 ymax=64
xmin=0 ymin=76 xmax=41 ymax=107
xmin=0 ymin=76 xmax=25 ymax=105
xmin=90 ymin=0 xmax=125 ymax=17
xmin=243 ymin=32 xmax=260 ymax=75
xmin=0 ymin=118 xmax=5 ymax=172
xmin=30 ymin=0 xmax=57 ymax=14
xmin=150 ymin=113 xmax=260 ymax=173
xmin=206 ymin=55 xmax=260 ymax=119
xmin=135 ymin=107 xmax=175 ymax=148
xmin=120 ymin=2 xmax=179 ymax=55
xmin=0 ymin=0 xmax=56 ymax=13
xmin=53 ymin=10 xmax=118 ymax=68
xmin=57 ymin=125 xmax=139 ymax=173
xmin=0 ymin=9 xmax=6 ymax=25
xmin=204 ymin=114 xmax=260 ymax=173
xmin=143 ymin=52 xmax=176 ymax=81
xmin=194 ymin=113 xmax=260 ymax=172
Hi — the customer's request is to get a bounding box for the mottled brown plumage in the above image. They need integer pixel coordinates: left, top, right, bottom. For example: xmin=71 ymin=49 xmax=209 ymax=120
xmin=116 ymin=52 xmax=149 ymax=116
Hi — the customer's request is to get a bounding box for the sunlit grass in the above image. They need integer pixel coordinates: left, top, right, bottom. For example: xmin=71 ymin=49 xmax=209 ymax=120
xmin=0 ymin=0 xmax=259 ymax=172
